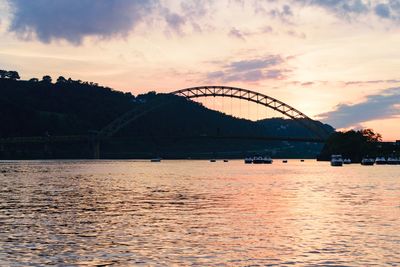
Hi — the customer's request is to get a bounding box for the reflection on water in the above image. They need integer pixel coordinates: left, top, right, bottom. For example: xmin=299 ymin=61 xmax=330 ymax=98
xmin=0 ymin=160 xmax=399 ymax=266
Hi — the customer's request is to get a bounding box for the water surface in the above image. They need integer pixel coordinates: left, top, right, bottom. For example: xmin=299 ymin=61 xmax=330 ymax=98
xmin=0 ymin=160 xmax=399 ymax=266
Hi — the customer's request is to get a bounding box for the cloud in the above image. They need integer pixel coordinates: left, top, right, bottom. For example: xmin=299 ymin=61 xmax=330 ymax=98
xmin=180 ymin=0 xmax=211 ymax=18
xmin=269 ymin=4 xmax=294 ymax=22
xmin=206 ymin=55 xmax=289 ymax=83
xmin=301 ymin=81 xmax=314 ymax=86
xmin=207 ymin=71 xmax=225 ymax=80
xmin=228 ymin=27 xmax=246 ymax=40
xmin=223 ymin=70 xmax=265 ymax=82
xmin=373 ymin=1 xmax=400 ymax=20
xmin=163 ymin=8 xmax=186 ymax=34
xmin=264 ymin=69 xmax=288 ymax=79
xmin=344 ymin=79 xmax=400 ymax=85
xmin=218 ymin=69 xmax=288 ymax=82
xmin=302 ymin=0 xmax=369 ymax=15
xmin=6 ymin=0 xmax=216 ymax=44
xmin=7 ymin=0 xmax=156 ymax=44
xmin=296 ymin=0 xmax=400 ymax=21
xmin=375 ymin=3 xmax=391 ymax=18
xmin=8 ymin=0 xmax=400 ymax=46
xmin=261 ymin=25 xmax=274 ymax=33
xmin=228 ymin=56 xmax=284 ymax=72
xmin=286 ymin=30 xmax=306 ymax=39
xmin=317 ymin=87 xmax=400 ymax=128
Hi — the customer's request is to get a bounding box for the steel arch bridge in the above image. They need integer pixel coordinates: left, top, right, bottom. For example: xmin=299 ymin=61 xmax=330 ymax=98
xmin=99 ymin=86 xmax=330 ymax=140
xmin=171 ymin=86 xmax=330 ymax=139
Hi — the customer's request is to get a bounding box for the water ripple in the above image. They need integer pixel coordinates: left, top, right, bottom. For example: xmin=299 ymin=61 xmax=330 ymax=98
xmin=0 ymin=160 xmax=399 ymax=266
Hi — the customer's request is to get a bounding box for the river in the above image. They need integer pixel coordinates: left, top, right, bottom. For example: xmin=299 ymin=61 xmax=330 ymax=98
xmin=0 ymin=160 xmax=399 ymax=266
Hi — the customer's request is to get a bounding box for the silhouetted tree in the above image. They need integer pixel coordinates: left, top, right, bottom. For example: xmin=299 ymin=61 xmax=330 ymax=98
xmin=0 ymin=70 xmax=20 ymax=80
xmin=318 ymin=129 xmax=383 ymax=162
xmin=0 ymin=70 xmax=7 ymax=79
xmin=42 ymin=75 xmax=52 ymax=83
xmin=361 ymin=128 xmax=382 ymax=142
xmin=7 ymin=71 xmax=20 ymax=80
xmin=56 ymin=76 xmax=67 ymax=83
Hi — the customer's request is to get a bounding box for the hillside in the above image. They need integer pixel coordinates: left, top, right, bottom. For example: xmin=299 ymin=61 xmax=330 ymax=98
xmin=0 ymin=78 xmax=135 ymax=137
xmin=0 ymin=76 xmax=334 ymax=159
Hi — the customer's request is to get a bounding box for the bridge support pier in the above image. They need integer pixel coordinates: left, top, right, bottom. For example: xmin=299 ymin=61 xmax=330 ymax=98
xmin=93 ymin=140 xmax=100 ymax=159
xmin=43 ymin=142 xmax=52 ymax=157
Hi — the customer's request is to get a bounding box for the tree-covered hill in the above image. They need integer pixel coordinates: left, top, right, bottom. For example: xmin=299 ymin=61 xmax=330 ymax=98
xmin=0 ymin=76 xmax=136 ymax=137
xmin=0 ymin=72 xmax=335 ymax=158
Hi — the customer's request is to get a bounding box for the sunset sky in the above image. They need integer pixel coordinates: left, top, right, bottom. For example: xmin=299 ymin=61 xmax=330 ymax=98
xmin=1 ymin=0 xmax=399 ymax=140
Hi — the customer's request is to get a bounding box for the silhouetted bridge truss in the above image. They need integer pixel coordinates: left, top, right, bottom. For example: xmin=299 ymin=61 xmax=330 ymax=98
xmin=0 ymin=86 xmax=331 ymax=158
xmin=171 ymin=86 xmax=330 ymax=140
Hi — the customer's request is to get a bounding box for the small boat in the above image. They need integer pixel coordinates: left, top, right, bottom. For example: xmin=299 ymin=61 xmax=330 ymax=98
xmin=387 ymin=157 xmax=399 ymax=165
xmin=210 ymin=159 xmax=216 ymax=162
xmin=253 ymin=156 xmax=264 ymax=164
xmin=343 ymin=158 xmax=352 ymax=164
xmin=331 ymin=155 xmax=343 ymax=167
xmin=150 ymin=157 xmax=161 ymax=162
xmin=282 ymin=160 xmax=288 ymax=163
xmin=244 ymin=157 xmax=253 ymax=164
xmin=223 ymin=159 xmax=229 ymax=162
xmin=263 ymin=156 xmax=273 ymax=164
xmin=300 ymin=159 xmax=305 ymax=162
xmin=375 ymin=157 xmax=386 ymax=165
xmin=361 ymin=157 xmax=375 ymax=166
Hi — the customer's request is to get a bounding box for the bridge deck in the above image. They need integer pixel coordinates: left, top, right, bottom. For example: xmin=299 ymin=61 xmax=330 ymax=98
xmin=0 ymin=134 xmax=326 ymax=144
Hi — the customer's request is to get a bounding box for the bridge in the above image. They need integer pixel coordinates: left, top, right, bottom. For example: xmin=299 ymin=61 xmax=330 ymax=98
xmin=171 ymin=86 xmax=330 ymax=139
xmin=0 ymin=86 xmax=331 ymax=159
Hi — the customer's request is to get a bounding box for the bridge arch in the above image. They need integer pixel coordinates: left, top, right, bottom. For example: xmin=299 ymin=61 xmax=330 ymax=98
xmin=99 ymin=86 xmax=330 ymax=140
xmin=171 ymin=86 xmax=330 ymax=139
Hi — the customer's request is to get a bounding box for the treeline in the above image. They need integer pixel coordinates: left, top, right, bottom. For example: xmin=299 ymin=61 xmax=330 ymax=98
xmin=0 ymin=69 xmax=103 ymax=87
xmin=0 ymin=71 xmax=335 ymax=158
xmin=0 ymin=74 xmax=137 ymax=137
xmin=318 ymin=129 xmax=399 ymax=162
xmin=0 ymin=73 xmax=334 ymax=139
xmin=0 ymin=70 xmax=20 ymax=80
